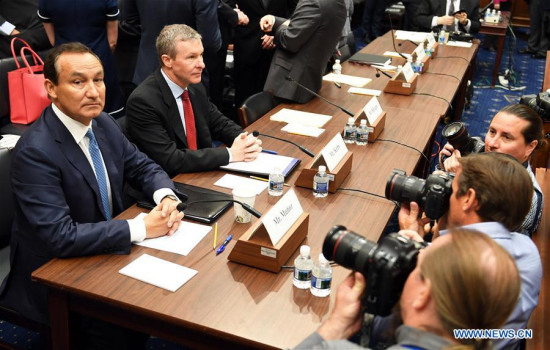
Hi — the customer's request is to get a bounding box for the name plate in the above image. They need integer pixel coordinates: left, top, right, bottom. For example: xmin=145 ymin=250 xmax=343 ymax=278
xmin=321 ymin=133 xmax=348 ymax=172
xmin=427 ymin=33 xmax=436 ymax=46
xmin=414 ymin=44 xmax=426 ymax=60
xmin=262 ymin=190 xmax=304 ymax=246
xmin=363 ymin=96 xmax=383 ymax=125
xmin=402 ymin=62 xmax=415 ymax=83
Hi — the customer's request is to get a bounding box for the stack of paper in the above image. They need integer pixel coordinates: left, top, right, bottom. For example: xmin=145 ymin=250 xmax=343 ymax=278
xmin=221 ymin=152 xmax=300 ymax=177
xmin=281 ymin=124 xmax=325 ymax=137
xmin=323 ymin=73 xmax=372 ymax=87
xmin=394 ymin=30 xmax=429 ymax=43
xmin=270 ymin=108 xmax=332 ymax=127
xmin=214 ymin=174 xmax=268 ymax=195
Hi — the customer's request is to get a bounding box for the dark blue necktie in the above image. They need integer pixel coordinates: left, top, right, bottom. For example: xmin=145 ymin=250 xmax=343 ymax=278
xmin=86 ymin=129 xmax=112 ymax=220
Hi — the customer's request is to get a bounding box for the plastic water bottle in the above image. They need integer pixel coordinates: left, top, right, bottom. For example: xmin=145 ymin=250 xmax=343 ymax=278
xmin=414 ymin=58 xmax=424 ymax=73
xmin=293 ymin=245 xmax=313 ymax=289
xmin=313 ymin=166 xmax=329 ymax=198
xmin=497 ymin=10 xmax=502 ymax=22
xmin=439 ymin=30 xmax=445 ymax=45
xmin=268 ymin=167 xmax=284 ymax=196
xmin=356 ymin=119 xmax=370 ymax=146
xmin=343 ymin=117 xmax=356 ymax=144
xmin=311 ymin=254 xmax=332 ymax=297
xmin=332 ymin=59 xmax=342 ymax=75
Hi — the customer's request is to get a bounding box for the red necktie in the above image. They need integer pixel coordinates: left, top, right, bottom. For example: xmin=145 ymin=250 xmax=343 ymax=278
xmin=181 ymin=90 xmax=197 ymax=150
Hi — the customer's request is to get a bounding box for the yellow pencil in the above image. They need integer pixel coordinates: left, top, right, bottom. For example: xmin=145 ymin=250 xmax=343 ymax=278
xmin=214 ymin=223 xmax=218 ymax=250
xmin=249 ymin=175 xmax=291 ymax=187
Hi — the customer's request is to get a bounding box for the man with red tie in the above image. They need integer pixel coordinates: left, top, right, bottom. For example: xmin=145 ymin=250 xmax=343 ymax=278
xmin=126 ymin=24 xmax=262 ymax=176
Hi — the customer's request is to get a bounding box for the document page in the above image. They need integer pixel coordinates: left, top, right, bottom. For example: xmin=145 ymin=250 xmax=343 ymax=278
xmin=220 ymin=152 xmax=299 ymax=177
xmin=270 ymin=108 xmax=332 ymax=128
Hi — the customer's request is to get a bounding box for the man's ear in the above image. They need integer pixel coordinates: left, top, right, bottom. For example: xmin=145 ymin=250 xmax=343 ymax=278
xmin=44 ymin=79 xmax=56 ymax=100
xmin=462 ymin=188 xmax=479 ymax=212
xmin=160 ymin=54 xmax=172 ymax=68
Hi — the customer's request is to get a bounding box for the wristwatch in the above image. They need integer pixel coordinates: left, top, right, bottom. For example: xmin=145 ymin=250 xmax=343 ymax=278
xmin=162 ymin=194 xmax=180 ymax=202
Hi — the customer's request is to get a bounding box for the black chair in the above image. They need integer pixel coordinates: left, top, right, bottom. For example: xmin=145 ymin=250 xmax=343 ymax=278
xmin=0 ymin=148 xmax=51 ymax=350
xmin=237 ymin=90 xmax=278 ymax=128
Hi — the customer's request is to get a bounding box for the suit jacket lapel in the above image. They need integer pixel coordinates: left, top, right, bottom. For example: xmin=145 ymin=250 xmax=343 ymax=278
xmin=156 ymin=69 xmax=188 ymax=147
xmin=44 ymin=107 xmax=105 ymax=215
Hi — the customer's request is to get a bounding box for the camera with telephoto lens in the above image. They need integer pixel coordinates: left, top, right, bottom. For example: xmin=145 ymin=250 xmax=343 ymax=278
xmin=520 ymin=91 xmax=550 ymax=121
xmin=385 ymin=169 xmax=453 ymax=220
xmin=441 ymin=122 xmax=485 ymax=162
xmin=323 ymin=226 xmax=427 ymax=316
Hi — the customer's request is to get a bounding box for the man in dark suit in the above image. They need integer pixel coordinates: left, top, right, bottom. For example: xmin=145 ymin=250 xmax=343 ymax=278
xmin=0 ymin=0 xmax=51 ymax=57
xmin=260 ymin=0 xmax=346 ymax=103
xmin=0 ymin=43 xmax=183 ymax=336
xmin=414 ymin=0 xmax=480 ymax=34
xmin=230 ymin=0 xmax=297 ymax=108
xmin=125 ymin=0 xmax=221 ymax=88
xmin=126 ymin=24 xmax=262 ymax=177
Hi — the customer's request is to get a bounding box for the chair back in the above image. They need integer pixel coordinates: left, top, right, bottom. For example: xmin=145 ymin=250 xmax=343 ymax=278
xmin=237 ymin=90 xmax=278 ymax=128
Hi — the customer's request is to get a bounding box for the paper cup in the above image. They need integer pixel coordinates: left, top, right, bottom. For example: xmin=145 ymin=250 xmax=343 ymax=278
xmin=232 ymin=187 xmax=257 ymax=223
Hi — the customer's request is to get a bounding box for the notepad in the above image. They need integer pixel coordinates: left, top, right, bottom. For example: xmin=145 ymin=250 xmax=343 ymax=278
xmin=446 ymin=41 xmax=473 ymax=48
xmin=323 ymin=73 xmax=372 ymax=87
xmin=220 ymin=152 xmax=300 ymax=177
xmin=348 ymin=87 xmax=382 ymax=96
xmin=214 ymin=174 xmax=268 ymax=195
xmin=119 ymin=254 xmax=197 ymax=292
xmin=270 ymin=108 xmax=332 ymax=128
xmin=281 ymin=123 xmax=325 ymax=137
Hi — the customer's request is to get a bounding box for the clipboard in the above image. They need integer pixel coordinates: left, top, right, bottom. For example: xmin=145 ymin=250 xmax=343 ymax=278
xmin=137 ymin=182 xmax=232 ymax=224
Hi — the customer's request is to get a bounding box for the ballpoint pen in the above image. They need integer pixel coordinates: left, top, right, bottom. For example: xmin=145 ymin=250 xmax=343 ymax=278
xmin=261 ymin=149 xmax=278 ymax=155
xmin=216 ymin=235 xmax=233 ymax=255
xmin=334 ymin=81 xmax=341 ymax=88
xmin=250 ymin=175 xmax=291 ymax=187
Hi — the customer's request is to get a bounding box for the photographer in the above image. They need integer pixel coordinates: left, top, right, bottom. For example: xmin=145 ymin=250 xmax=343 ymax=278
xmin=294 ymin=229 xmax=521 ymax=350
xmin=400 ymin=152 xmax=542 ymax=350
xmin=439 ymin=104 xmax=545 ymax=236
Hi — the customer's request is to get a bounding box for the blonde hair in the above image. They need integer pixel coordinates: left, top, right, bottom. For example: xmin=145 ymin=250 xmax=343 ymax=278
xmin=156 ymin=24 xmax=202 ymax=64
xmin=421 ymin=229 xmax=521 ymax=349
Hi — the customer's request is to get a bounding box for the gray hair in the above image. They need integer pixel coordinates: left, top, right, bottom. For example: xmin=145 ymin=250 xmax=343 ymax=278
xmin=156 ymin=24 xmax=202 ymax=64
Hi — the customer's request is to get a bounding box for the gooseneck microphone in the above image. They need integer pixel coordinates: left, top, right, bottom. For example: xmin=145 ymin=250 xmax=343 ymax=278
xmin=387 ymin=13 xmax=408 ymax=60
xmin=252 ymin=130 xmax=315 ymax=157
xmin=177 ymin=200 xmax=262 ymax=218
xmin=285 ymin=76 xmax=354 ymax=117
xmin=375 ymin=67 xmax=392 ymax=79
xmin=398 ymin=39 xmax=419 ymax=47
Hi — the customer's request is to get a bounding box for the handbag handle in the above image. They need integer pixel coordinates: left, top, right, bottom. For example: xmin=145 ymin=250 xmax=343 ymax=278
xmin=19 ymin=46 xmax=45 ymax=74
xmin=10 ymin=37 xmax=39 ymax=69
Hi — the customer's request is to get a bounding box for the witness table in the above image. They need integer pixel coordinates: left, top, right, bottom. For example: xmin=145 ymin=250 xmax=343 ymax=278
xmin=31 ymin=31 xmax=478 ymax=350
xmin=479 ymin=12 xmax=510 ymax=86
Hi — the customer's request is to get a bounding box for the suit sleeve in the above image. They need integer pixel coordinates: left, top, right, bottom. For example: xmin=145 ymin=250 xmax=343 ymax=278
xmin=463 ymin=2 xmax=480 ymax=33
xmin=195 ymin=0 xmax=222 ymax=53
xmin=126 ymin=86 xmax=236 ymax=176
xmin=11 ymin=144 xmax=132 ymax=258
xmin=414 ymin=0 xmax=438 ymax=32
xmin=272 ymin=0 xmax=322 ymax=53
xmin=218 ymin=0 xmax=239 ymax=28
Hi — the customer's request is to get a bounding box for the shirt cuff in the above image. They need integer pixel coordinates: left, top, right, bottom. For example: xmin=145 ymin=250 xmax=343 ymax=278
xmin=0 ymin=21 xmax=15 ymax=36
xmin=227 ymin=147 xmax=233 ymax=162
xmin=153 ymin=188 xmax=179 ymax=205
xmin=128 ymin=217 xmax=146 ymax=242
xmin=431 ymin=17 xmax=439 ymax=28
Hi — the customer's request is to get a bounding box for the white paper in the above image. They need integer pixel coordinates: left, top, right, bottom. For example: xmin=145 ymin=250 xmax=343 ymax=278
xmin=321 ymin=133 xmax=348 ymax=172
xmin=262 ymin=190 xmax=303 ymax=246
xmin=384 ymin=51 xmax=412 ymax=59
xmin=395 ymin=30 xmax=429 ymax=43
xmin=119 ymin=254 xmax=197 ymax=292
xmin=446 ymin=41 xmax=473 ymax=48
xmin=323 ymin=73 xmax=372 ymax=87
xmin=348 ymin=87 xmax=382 ymax=96
xmin=134 ymin=213 xmax=211 ymax=256
xmin=363 ymin=97 xmax=383 ymax=126
xmin=0 ymin=134 xmax=20 ymax=149
xmin=220 ymin=152 xmax=298 ymax=176
xmin=402 ymin=62 xmax=415 ymax=82
xmin=281 ymin=123 xmax=325 ymax=137
xmin=270 ymin=108 xmax=332 ymax=128
xmin=214 ymin=174 xmax=268 ymax=195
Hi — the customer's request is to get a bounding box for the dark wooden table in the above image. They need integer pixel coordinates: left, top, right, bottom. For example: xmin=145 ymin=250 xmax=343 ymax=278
xmin=31 ymin=32 xmax=477 ymax=350
xmin=479 ymin=12 xmax=510 ymax=86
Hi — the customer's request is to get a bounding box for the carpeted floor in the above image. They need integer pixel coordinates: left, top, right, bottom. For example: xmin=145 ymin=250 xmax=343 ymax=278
xmin=1 ymin=27 xmax=546 ymax=350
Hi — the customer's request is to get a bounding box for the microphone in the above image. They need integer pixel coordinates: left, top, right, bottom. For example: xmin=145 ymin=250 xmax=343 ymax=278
xmin=177 ymin=200 xmax=262 ymax=218
xmin=387 ymin=13 xmax=408 ymax=60
xmin=375 ymin=68 xmax=392 ymax=79
xmin=252 ymin=130 xmax=315 ymax=157
xmin=285 ymin=75 xmax=354 ymax=117
xmin=398 ymin=39 xmax=419 ymax=47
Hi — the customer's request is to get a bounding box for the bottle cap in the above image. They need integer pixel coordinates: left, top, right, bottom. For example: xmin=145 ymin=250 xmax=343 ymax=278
xmin=319 ymin=253 xmax=328 ymax=263
xmin=300 ymin=245 xmax=310 ymax=257
xmin=347 ymin=117 xmax=355 ymax=124
xmin=360 ymin=119 xmax=367 ymax=125
xmin=335 ymin=59 xmax=340 ymax=64
xmin=319 ymin=165 xmax=326 ymax=173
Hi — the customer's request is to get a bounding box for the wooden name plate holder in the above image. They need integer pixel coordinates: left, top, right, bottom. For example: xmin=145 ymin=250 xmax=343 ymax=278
xmin=431 ymin=42 xmax=439 ymax=58
xmin=384 ymin=73 xmax=417 ymax=95
xmin=355 ymin=113 xmax=386 ymax=143
xmin=420 ymin=55 xmax=430 ymax=72
xmin=294 ymin=151 xmax=353 ymax=193
xmin=228 ymin=212 xmax=309 ymax=273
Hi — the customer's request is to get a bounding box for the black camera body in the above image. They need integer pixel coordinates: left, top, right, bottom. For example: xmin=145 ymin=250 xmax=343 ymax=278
xmin=323 ymin=226 xmax=426 ymax=316
xmin=520 ymin=91 xmax=550 ymax=121
xmin=385 ymin=169 xmax=453 ymax=220
xmin=449 ymin=31 xmax=474 ymax=42
xmin=441 ymin=121 xmax=485 ymax=159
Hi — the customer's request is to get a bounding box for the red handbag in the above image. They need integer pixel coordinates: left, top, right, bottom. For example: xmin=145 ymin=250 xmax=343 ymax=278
xmin=8 ymin=38 xmax=50 ymax=125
